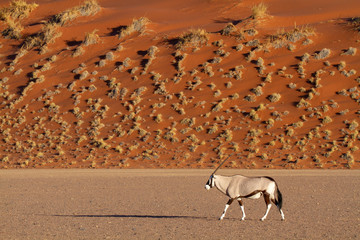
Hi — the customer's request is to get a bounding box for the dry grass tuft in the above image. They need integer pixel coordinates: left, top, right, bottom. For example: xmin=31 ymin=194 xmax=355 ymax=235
xmin=83 ymin=29 xmax=100 ymax=46
xmin=51 ymin=0 xmax=100 ymax=26
xmin=0 ymin=0 xmax=38 ymax=39
xmin=348 ymin=17 xmax=360 ymax=32
xmin=315 ymin=48 xmax=331 ymax=59
xmin=341 ymin=47 xmax=357 ymax=56
xmin=0 ymin=0 xmax=38 ymax=20
xmin=118 ymin=17 xmax=150 ymax=39
xmin=175 ymin=28 xmax=209 ymax=49
xmin=251 ymin=2 xmax=268 ymax=19
xmin=77 ymin=0 xmax=100 ymax=16
xmin=220 ymin=23 xmax=238 ymax=36
xmin=2 ymin=17 xmax=23 ymax=39
xmin=268 ymin=93 xmax=281 ymax=102
xmin=21 ymin=0 xmax=100 ymax=52
xmin=21 ymin=22 xmax=62 ymax=52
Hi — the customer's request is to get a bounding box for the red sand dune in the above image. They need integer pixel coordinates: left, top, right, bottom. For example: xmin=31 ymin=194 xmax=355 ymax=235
xmin=0 ymin=0 xmax=359 ymax=169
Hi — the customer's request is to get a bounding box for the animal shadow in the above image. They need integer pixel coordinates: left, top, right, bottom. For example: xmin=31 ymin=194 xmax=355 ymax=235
xmin=53 ymin=214 xmax=208 ymax=220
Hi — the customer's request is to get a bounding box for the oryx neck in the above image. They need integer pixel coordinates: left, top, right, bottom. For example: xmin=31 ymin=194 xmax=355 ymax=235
xmin=213 ymin=175 xmax=232 ymax=195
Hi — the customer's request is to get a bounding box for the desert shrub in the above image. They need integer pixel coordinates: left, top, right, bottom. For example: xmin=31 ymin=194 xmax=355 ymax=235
xmin=83 ymin=29 xmax=100 ymax=46
xmin=246 ymin=51 xmax=256 ymax=62
xmin=348 ymin=120 xmax=359 ymax=131
xmin=249 ymin=109 xmax=260 ymax=121
xmin=219 ymin=129 xmax=233 ymax=141
xmin=220 ymin=23 xmax=237 ymax=36
xmin=72 ymin=46 xmax=84 ymax=57
xmin=252 ymin=86 xmax=263 ymax=96
xmin=315 ymin=48 xmax=331 ymax=59
xmin=123 ymin=57 xmax=132 ymax=67
xmin=175 ymin=28 xmax=209 ymax=49
xmin=341 ymin=69 xmax=357 ymax=77
xmin=342 ymin=151 xmax=354 ymax=168
xmin=52 ymin=7 xmax=79 ymax=25
xmin=79 ymin=70 xmax=89 ymax=80
xmin=337 ymin=61 xmax=346 ymax=71
xmin=154 ymin=114 xmax=163 ymax=123
xmin=105 ymin=51 xmax=114 ymax=61
xmin=341 ymin=47 xmax=357 ymax=56
xmin=301 ymin=52 xmax=310 ymax=62
xmin=288 ymin=83 xmax=297 ymax=89
xmin=268 ymin=93 xmax=281 ymax=102
xmin=322 ymin=116 xmax=332 ymax=124
xmin=77 ymin=0 xmax=100 ymax=16
xmin=266 ymin=118 xmax=275 ymax=128
xmin=118 ymin=17 xmax=150 ymax=39
xmin=296 ymin=98 xmax=310 ymax=108
xmin=147 ymin=45 xmax=159 ymax=58
xmin=207 ymin=124 xmax=218 ymax=134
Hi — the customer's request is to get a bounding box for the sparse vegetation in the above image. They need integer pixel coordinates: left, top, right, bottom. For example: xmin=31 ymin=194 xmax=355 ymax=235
xmin=267 ymin=25 xmax=315 ymax=49
xmin=175 ymin=28 xmax=209 ymax=49
xmin=0 ymin=0 xmax=359 ymax=170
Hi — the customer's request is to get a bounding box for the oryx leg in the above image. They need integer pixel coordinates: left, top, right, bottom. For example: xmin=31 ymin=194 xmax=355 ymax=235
xmin=261 ymin=194 xmax=271 ymax=221
xmin=219 ymin=198 xmax=234 ymax=220
xmin=237 ymin=198 xmax=246 ymax=221
xmin=271 ymin=198 xmax=285 ymax=220
xmin=279 ymin=209 xmax=285 ymax=220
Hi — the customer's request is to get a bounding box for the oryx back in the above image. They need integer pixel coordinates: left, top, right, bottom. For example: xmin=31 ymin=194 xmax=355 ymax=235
xmin=226 ymin=175 xmax=275 ymax=199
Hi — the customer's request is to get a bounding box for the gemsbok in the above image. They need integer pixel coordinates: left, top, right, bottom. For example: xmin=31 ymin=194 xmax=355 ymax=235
xmin=205 ymin=155 xmax=285 ymax=221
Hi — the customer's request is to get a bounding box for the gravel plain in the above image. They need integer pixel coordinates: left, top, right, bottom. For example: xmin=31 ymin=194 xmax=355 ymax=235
xmin=1 ymin=169 xmax=359 ymax=239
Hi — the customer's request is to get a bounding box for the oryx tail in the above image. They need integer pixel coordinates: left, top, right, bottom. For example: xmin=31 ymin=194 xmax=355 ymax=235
xmin=275 ymin=185 xmax=283 ymax=210
xmin=265 ymin=176 xmax=283 ymax=210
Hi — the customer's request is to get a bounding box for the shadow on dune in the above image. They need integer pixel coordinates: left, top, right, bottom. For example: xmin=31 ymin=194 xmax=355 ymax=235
xmin=52 ymin=214 xmax=209 ymax=220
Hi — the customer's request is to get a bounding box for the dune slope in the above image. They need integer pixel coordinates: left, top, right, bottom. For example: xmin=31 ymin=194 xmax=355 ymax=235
xmin=0 ymin=0 xmax=359 ymax=169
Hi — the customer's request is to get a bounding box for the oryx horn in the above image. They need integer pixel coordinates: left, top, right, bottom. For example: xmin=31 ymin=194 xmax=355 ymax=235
xmin=212 ymin=153 xmax=234 ymax=175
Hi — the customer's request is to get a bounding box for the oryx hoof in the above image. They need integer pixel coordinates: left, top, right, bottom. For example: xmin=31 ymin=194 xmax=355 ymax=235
xmin=260 ymin=218 xmax=265 ymax=221
xmin=241 ymin=218 xmax=245 ymax=221
xmin=219 ymin=217 xmax=223 ymax=221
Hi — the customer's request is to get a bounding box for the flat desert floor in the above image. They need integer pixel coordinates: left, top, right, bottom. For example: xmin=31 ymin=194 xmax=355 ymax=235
xmin=1 ymin=170 xmax=359 ymax=239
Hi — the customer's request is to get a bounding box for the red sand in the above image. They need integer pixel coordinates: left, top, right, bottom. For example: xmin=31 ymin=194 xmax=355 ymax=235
xmin=0 ymin=0 xmax=359 ymax=169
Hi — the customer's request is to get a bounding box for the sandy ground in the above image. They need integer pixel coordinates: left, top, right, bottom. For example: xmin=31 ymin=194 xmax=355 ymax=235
xmin=1 ymin=170 xmax=359 ymax=239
